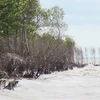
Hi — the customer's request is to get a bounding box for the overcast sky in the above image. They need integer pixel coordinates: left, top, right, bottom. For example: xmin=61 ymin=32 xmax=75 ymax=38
xmin=40 ymin=0 xmax=100 ymax=50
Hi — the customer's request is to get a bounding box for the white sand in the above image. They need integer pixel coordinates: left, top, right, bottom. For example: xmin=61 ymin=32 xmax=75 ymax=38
xmin=0 ymin=64 xmax=100 ymax=100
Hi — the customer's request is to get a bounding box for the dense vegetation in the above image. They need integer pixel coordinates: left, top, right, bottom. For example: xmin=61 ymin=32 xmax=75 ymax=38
xmin=0 ymin=0 xmax=85 ymax=79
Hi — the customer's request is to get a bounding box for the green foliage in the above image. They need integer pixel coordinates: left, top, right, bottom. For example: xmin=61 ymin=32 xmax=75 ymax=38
xmin=0 ymin=0 xmax=40 ymax=36
xmin=42 ymin=33 xmax=55 ymax=41
xmin=65 ymin=36 xmax=75 ymax=47
xmin=46 ymin=6 xmax=68 ymax=37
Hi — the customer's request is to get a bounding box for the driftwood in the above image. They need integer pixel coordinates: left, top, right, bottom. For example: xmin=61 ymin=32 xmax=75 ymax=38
xmin=4 ymin=80 xmax=19 ymax=90
xmin=0 ymin=79 xmax=6 ymax=89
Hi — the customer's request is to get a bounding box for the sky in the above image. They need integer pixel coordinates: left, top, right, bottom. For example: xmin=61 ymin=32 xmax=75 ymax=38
xmin=40 ymin=0 xmax=100 ymax=50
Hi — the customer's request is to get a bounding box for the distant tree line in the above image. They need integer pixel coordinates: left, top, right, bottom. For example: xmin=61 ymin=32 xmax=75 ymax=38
xmin=83 ymin=47 xmax=100 ymax=65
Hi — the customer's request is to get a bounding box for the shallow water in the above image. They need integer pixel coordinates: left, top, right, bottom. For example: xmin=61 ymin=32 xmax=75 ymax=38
xmin=0 ymin=64 xmax=100 ymax=100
